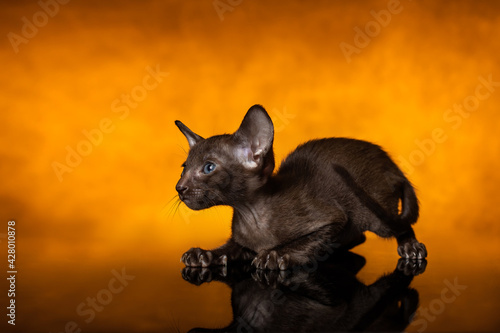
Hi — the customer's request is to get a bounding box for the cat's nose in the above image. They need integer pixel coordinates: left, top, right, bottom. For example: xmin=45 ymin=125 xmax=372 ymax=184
xmin=176 ymin=184 xmax=188 ymax=196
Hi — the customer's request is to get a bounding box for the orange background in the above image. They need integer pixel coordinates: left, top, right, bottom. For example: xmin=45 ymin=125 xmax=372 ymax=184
xmin=1 ymin=0 xmax=500 ymax=284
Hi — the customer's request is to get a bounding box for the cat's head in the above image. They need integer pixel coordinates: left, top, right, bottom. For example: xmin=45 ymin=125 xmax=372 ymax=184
xmin=175 ymin=105 xmax=275 ymax=210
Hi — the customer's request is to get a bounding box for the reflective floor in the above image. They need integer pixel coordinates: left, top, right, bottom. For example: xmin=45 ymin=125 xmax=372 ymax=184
xmin=5 ymin=228 xmax=500 ymax=333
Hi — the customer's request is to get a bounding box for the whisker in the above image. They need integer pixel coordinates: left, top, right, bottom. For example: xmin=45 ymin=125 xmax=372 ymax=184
xmin=202 ymin=188 xmax=232 ymax=223
xmin=177 ymin=144 xmax=188 ymax=156
xmin=161 ymin=195 xmax=180 ymax=213
xmin=163 ymin=196 xmax=184 ymax=222
xmin=173 ymin=199 xmax=183 ymax=219
xmin=203 ymin=187 xmax=227 ymax=205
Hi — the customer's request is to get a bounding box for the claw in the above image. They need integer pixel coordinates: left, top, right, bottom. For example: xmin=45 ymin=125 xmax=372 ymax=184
xmin=278 ymin=254 xmax=290 ymax=270
xmin=264 ymin=272 xmax=271 ymax=285
xmin=277 ymin=257 xmax=285 ymax=270
xmin=251 ymin=257 xmax=257 ymax=266
xmin=221 ymin=265 xmax=227 ymax=277
xmin=264 ymin=254 xmax=271 ymax=269
xmin=221 ymin=254 xmax=227 ymax=267
xmin=398 ymin=241 xmax=427 ymax=260
xmin=396 ymin=258 xmax=427 ymax=276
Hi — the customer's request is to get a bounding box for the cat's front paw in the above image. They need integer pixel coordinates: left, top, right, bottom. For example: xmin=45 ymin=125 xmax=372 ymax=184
xmin=181 ymin=247 xmax=228 ymax=267
xmin=252 ymin=250 xmax=290 ymax=270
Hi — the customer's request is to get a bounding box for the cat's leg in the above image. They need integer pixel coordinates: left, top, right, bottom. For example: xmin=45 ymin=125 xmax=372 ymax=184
xmin=332 ymin=164 xmax=427 ymax=259
xmin=252 ymin=224 xmax=342 ymax=270
xmin=365 ymin=222 xmax=427 ymax=260
xmin=368 ymin=218 xmax=427 ymax=259
xmin=368 ymin=221 xmax=427 ymax=259
xmin=181 ymin=238 xmax=255 ymax=267
xmin=333 ymin=218 xmax=366 ymax=250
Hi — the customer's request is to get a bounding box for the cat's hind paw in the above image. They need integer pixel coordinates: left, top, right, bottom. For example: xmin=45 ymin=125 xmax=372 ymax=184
xmin=181 ymin=247 xmax=228 ymax=267
xmin=252 ymin=250 xmax=290 ymax=270
xmin=397 ymin=241 xmax=427 ymax=260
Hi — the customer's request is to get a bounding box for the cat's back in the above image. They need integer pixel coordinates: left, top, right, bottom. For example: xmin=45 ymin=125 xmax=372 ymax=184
xmin=277 ymin=137 xmax=393 ymax=177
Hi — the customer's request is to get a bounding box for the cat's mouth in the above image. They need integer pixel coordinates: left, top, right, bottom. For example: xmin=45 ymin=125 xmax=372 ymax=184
xmin=180 ymin=189 xmax=210 ymax=210
xmin=179 ymin=190 xmax=203 ymax=202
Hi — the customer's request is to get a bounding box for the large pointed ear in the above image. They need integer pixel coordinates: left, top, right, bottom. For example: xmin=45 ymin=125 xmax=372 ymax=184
xmin=233 ymin=105 xmax=274 ymax=169
xmin=175 ymin=120 xmax=204 ymax=148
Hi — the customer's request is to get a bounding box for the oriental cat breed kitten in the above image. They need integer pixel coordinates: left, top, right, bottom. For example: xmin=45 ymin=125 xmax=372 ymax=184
xmin=176 ymin=105 xmax=427 ymax=270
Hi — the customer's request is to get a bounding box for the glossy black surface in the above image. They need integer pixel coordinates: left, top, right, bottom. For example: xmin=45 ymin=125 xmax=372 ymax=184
xmin=5 ymin=231 xmax=500 ymax=333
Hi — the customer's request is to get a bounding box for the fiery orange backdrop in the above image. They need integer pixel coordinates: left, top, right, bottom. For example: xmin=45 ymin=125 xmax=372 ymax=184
xmin=1 ymin=1 xmax=500 ymax=330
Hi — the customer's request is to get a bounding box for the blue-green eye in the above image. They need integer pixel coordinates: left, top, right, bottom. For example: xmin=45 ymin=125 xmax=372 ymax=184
xmin=203 ymin=162 xmax=216 ymax=174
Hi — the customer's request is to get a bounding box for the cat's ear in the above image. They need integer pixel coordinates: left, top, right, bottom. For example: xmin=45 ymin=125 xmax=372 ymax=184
xmin=175 ymin=120 xmax=204 ymax=148
xmin=233 ymin=104 xmax=274 ymax=169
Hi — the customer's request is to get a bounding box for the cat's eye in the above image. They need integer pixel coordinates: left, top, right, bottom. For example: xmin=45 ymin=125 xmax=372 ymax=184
xmin=203 ymin=162 xmax=216 ymax=174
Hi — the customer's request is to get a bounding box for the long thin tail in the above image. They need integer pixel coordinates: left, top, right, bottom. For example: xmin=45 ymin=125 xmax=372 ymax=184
xmin=400 ymin=181 xmax=419 ymax=225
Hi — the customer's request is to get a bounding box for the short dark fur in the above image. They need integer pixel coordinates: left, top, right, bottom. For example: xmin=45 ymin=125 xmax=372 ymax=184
xmin=176 ymin=105 xmax=427 ymax=270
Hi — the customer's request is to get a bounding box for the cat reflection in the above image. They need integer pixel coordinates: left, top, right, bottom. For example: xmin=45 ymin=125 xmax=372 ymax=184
xmin=182 ymin=253 xmax=426 ymax=332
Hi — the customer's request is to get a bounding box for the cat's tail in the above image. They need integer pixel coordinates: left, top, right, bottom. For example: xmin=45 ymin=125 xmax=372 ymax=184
xmin=399 ymin=180 xmax=419 ymax=225
xmin=332 ymin=164 xmax=418 ymax=233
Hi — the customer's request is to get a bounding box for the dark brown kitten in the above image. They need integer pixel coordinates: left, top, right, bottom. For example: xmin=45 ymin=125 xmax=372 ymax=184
xmin=175 ymin=105 xmax=426 ymax=270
